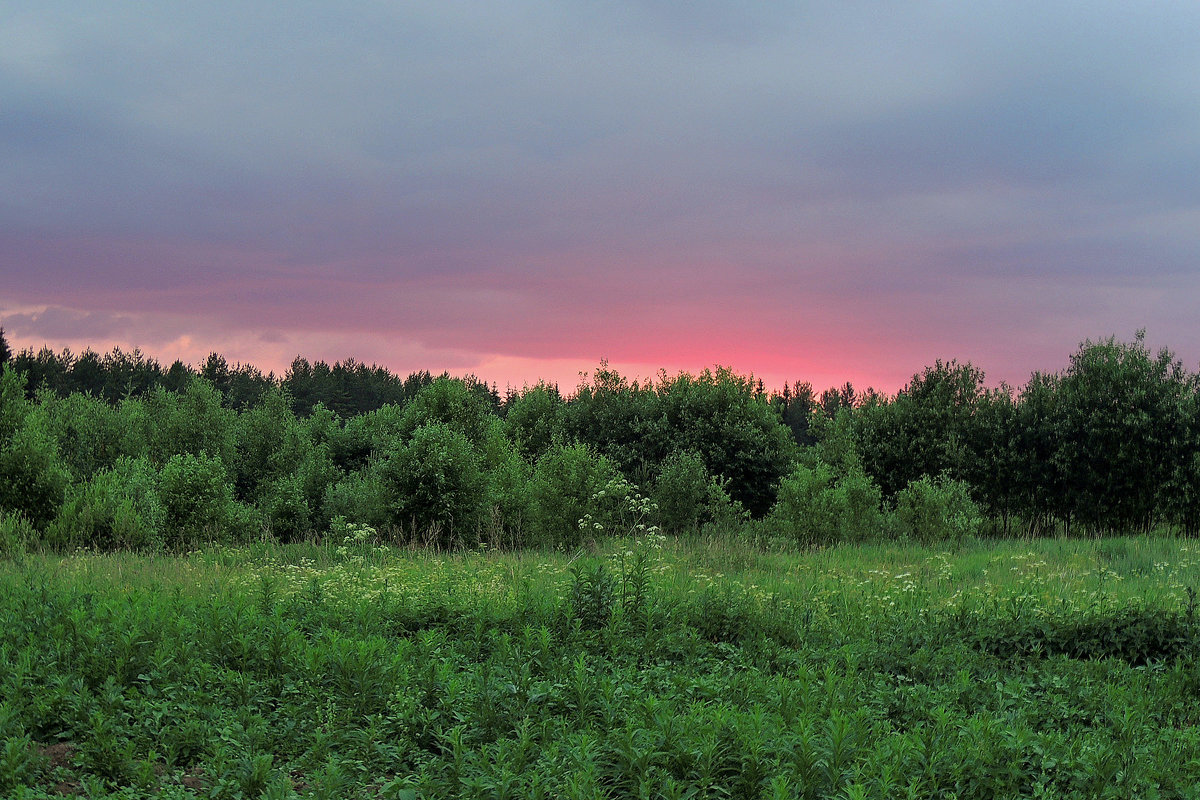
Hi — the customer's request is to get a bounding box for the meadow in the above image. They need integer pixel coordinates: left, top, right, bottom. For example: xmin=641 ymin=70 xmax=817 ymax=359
xmin=3 ymin=533 xmax=1200 ymax=799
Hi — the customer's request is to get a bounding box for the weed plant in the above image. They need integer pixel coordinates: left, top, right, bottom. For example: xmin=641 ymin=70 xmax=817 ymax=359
xmin=3 ymin=534 xmax=1200 ymax=797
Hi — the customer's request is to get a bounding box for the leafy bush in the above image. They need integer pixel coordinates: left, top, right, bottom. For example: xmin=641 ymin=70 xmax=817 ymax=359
xmin=158 ymin=452 xmax=239 ymax=548
xmin=568 ymin=560 xmax=616 ymax=630
xmin=0 ymin=366 xmax=29 ymax=444
xmin=378 ymin=422 xmax=488 ymax=547
xmin=651 ymin=451 xmax=709 ymax=533
xmin=648 ymin=368 xmax=798 ymax=516
xmin=652 ymin=450 xmax=747 ymax=534
xmin=295 ymin=445 xmax=340 ymax=526
xmin=397 ymin=377 xmax=495 ymax=447
xmin=322 ymin=467 xmax=390 ymax=534
xmin=503 ymin=383 xmax=565 ymax=459
xmin=0 ymin=511 xmax=34 ymax=557
xmin=333 ymin=402 xmax=406 ymax=473
xmin=143 ymin=379 xmax=236 ymax=468
xmin=48 ymin=456 xmax=164 ymax=550
xmin=31 ymin=391 xmax=143 ymax=481
xmin=0 ymin=418 xmax=70 ymax=529
xmin=529 ymin=440 xmax=619 ymax=549
xmin=892 ymin=473 xmax=981 ymax=544
xmin=262 ymin=473 xmax=311 ymax=543
xmin=232 ymin=386 xmax=309 ymax=502
xmin=480 ymin=421 xmax=536 ymax=547
xmin=769 ymin=461 xmax=884 ymax=545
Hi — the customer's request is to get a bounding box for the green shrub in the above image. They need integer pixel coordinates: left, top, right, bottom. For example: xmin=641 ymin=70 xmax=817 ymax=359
xmin=31 ymin=391 xmax=142 ymax=481
xmin=295 ymin=445 xmax=340 ymax=528
xmin=769 ymin=461 xmax=884 ymax=545
xmin=0 ymin=366 xmax=29 ymax=444
xmin=568 ymin=560 xmax=616 ymax=630
xmin=481 ymin=421 xmax=536 ymax=547
xmin=158 ymin=451 xmax=238 ymax=548
xmin=332 ymin=402 xmax=409 ymax=472
xmin=529 ymin=440 xmax=619 ymax=549
xmin=233 ymin=386 xmax=309 ymax=502
xmin=262 ymin=473 xmax=311 ymax=543
xmin=892 ymin=473 xmax=981 ymax=544
xmin=0 ymin=511 xmax=35 ymax=557
xmin=0 ymin=418 xmax=70 ymax=529
xmin=143 ymin=379 xmax=236 ymax=468
xmin=0 ymin=735 xmax=48 ymax=795
xmin=398 ymin=377 xmax=494 ymax=447
xmin=652 ymin=451 xmax=709 ymax=533
xmin=379 ymin=422 xmax=487 ymax=547
xmin=48 ymin=456 xmax=164 ymax=550
xmin=838 ymin=467 xmax=888 ymax=541
xmin=322 ymin=467 xmax=390 ymax=534
xmin=503 ymin=383 xmax=565 ymax=459
xmin=652 ymin=450 xmax=747 ymax=534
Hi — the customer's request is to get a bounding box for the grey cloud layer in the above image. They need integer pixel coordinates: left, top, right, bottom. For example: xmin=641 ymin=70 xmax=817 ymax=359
xmin=2 ymin=1 xmax=1199 ymax=383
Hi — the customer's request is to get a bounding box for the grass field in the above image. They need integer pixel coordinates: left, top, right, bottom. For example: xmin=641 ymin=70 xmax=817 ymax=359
xmin=3 ymin=534 xmax=1200 ymax=798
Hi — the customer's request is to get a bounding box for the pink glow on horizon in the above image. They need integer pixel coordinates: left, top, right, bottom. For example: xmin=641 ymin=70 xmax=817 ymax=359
xmin=1 ymin=307 xmax=910 ymax=397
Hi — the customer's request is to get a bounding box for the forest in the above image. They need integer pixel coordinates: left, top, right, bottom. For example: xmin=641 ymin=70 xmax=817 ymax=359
xmin=6 ymin=329 xmax=1200 ymax=798
xmin=2 ymin=327 xmax=1196 ymax=554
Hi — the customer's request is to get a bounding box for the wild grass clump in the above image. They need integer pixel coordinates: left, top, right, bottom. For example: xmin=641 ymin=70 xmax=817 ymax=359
xmin=3 ymin=535 xmax=1200 ymax=797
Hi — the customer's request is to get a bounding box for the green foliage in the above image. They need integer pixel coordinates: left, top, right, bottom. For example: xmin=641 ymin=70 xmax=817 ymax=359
xmin=650 ymin=450 xmax=710 ymax=533
xmin=379 ymin=423 xmax=488 ymax=547
xmin=855 ymin=359 xmax=986 ymax=499
xmin=503 ymin=382 xmax=565 ymax=459
xmin=529 ymin=440 xmax=619 ymax=549
xmin=6 ymin=537 xmax=1198 ymax=798
xmin=958 ymin=386 xmax=1021 ymax=532
xmin=158 ymin=451 xmax=241 ymax=548
xmin=143 ymin=378 xmax=237 ymax=469
xmin=651 ymin=450 xmax=746 ymax=534
xmin=294 ymin=445 xmax=340 ymax=526
xmin=49 ymin=456 xmax=164 ymax=550
xmin=1055 ymin=332 xmax=1190 ymax=533
xmin=564 ymin=361 xmax=656 ymax=479
xmin=0 ymin=366 xmax=30 ymax=444
xmin=892 ymin=473 xmax=982 ymax=544
xmin=480 ymin=421 xmax=536 ymax=547
xmin=322 ymin=467 xmax=390 ymax=533
xmin=398 ymin=376 xmax=496 ymax=446
xmin=1170 ymin=384 xmax=1200 ymax=535
xmin=769 ymin=460 xmax=884 ymax=545
xmin=0 ymin=511 xmax=35 ymax=557
xmin=650 ymin=367 xmax=797 ymax=516
xmin=31 ymin=390 xmax=143 ymax=480
xmin=0 ymin=735 xmax=47 ymax=795
xmin=232 ymin=386 xmax=309 ymax=502
xmin=333 ymin=402 xmax=405 ymax=473
xmin=1013 ymin=371 xmax=1066 ymax=531
xmin=3 ymin=537 xmax=1200 ymax=796
xmin=5 ymin=332 xmax=1200 ymax=551
xmin=0 ymin=417 xmax=70 ymax=528
xmin=568 ymin=560 xmax=616 ymax=630
xmin=262 ymin=473 xmax=312 ymax=543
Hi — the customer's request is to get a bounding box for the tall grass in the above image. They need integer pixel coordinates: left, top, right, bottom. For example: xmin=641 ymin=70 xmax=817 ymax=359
xmin=3 ymin=534 xmax=1200 ymax=797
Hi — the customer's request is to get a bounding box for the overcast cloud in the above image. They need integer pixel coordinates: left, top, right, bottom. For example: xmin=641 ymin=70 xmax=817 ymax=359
xmin=2 ymin=1 xmax=1198 ymax=391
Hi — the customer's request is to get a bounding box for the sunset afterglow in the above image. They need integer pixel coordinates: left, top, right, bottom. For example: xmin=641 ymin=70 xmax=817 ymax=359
xmin=3 ymin=4 xmax=1198 ymax=393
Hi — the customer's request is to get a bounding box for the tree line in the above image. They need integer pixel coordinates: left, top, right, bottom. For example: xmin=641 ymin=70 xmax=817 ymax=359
xmin=1 ymin=327 xmax=1197 ymax=553
xmin=0 ymin=332 xmax=502 ymax=416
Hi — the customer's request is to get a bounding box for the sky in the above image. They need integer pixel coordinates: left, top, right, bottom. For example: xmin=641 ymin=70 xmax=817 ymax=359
xmin=2 ymin=2 xmax=1199 ymax=394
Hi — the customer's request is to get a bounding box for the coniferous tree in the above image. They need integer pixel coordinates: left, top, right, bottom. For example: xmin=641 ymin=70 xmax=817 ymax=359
xmin=163 ymin=360 xmax=193 ymax=393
